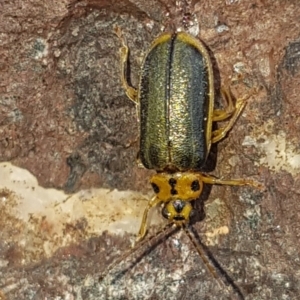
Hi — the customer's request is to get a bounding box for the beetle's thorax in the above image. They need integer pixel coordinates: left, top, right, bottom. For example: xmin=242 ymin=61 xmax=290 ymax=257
xmin=150 ymin=172 xmax=204 ymax=202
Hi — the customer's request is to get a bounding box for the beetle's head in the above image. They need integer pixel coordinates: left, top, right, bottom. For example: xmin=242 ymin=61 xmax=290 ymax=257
xmin=161 ymin=199 xmax=195 ymax=225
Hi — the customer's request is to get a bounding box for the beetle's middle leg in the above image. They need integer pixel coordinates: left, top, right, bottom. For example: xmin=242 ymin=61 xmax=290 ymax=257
xmin=211 ymin=87 xmax=248 ymax=143
xmin=114 ymin=27 xmax=138 ymax=103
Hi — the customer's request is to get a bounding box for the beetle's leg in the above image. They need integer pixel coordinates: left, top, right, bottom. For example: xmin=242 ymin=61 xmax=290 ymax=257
xmin=114 ymin=27 xmax=138 ymax=103
xmin=211 ymin=98 xmax=246 ymax=143
xmin=137 ymin=196 xmax=162 ymax=242
xmin=200 ymin=173 xmax=263 ymax=189
xmin=212 ymin=87 xmax=236 ymax=121
xmin=212 ymin=87 xmax=247 ymax=143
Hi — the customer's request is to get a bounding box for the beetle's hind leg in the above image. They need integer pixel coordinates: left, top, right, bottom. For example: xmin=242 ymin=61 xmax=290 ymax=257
xmin=212 ymin=87 xmax=237 ymax=122
xmin=114 ymin=27 xmax=138 ymax=103
xmin=212 ymin=87 xmax=250 ymax=143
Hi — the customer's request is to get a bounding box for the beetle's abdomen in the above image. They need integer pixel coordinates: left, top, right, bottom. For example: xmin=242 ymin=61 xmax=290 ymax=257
xmin=139 ymin=33 xmax=210 ymax=171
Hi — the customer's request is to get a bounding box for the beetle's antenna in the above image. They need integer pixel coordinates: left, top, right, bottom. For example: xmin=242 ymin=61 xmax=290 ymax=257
xmin=99 ymin=223 xmax=176 ymax=281
xmin=183 ymin=225 xmax=223 ymax=286
xmin=183 ymin=225 xmax=245 ymax=300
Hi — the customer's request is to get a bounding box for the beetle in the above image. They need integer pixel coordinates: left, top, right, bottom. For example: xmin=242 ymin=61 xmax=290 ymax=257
xmin=114 ymin=27 xmax=261 ymax=242
xmin=99 ymin=29 xmax=262 ymax=298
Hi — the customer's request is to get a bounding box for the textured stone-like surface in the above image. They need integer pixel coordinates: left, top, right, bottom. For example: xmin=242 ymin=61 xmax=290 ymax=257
xmin=1 ymin=0 xmax=300 ymax=299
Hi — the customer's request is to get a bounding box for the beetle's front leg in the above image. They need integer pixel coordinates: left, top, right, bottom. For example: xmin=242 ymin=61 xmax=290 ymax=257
xmin=137 ymin=196 xmax=162 ymax=242
xmin=199 ymin=173 xmax=263 ymax=190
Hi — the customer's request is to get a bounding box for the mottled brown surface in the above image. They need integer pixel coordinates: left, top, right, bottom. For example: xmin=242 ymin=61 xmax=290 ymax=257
xmin=1 ymin=0 xmax=300 ymax=299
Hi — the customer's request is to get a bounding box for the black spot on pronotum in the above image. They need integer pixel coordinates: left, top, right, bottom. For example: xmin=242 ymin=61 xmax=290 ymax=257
xmin=169 ymin=178 xmax=177 ymax=186
xmin=151 ymin=182 xmax=160 ymax=194
xmin=191 ymin=180 xmax=200 ymax=191
xmin=171 ymin=189 xmax=178 ymax=195
xmin=169 ymin=178 xmax=178 ymax=195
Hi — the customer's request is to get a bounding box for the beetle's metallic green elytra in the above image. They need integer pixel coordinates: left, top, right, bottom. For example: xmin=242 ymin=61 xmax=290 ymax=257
xmin=139 ymin=33 xmax=213 ymax=172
